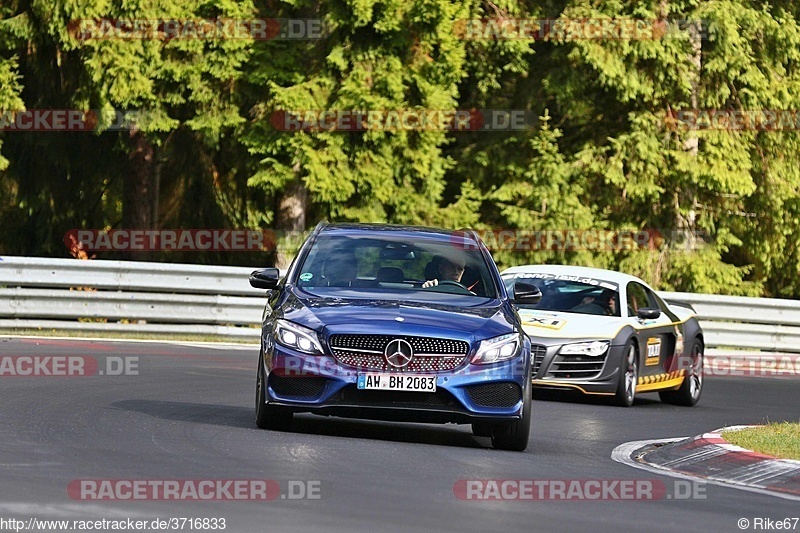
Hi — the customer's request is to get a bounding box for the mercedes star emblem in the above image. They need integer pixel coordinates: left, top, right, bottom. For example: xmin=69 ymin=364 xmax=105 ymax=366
xmin=384 ymin=339 xmax=413 ymax=368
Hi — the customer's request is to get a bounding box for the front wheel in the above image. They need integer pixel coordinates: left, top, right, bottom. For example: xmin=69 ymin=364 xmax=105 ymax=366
xmin=471 ymin=421 xmax=492 ymax=438
xmin=255 ymin=360 xmax=293 ymax=431
xmin=659 ymin=338 xmax=704 ymax=406
xmin=613 ymin=341 xmax=638 ymax=407
xmin=490 ymin=383 xmax=531 ymax=451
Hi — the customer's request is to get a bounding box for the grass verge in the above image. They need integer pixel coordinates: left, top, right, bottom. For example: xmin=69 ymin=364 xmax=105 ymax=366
xmin=722 ymin=422 xmax=800 ymax=461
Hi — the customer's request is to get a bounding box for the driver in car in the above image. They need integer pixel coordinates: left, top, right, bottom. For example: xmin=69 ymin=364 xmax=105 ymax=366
xmin=574 ymin=289 xmax=618 ymax=315
xmin=422 ymin=256 xmax=466 ymax=288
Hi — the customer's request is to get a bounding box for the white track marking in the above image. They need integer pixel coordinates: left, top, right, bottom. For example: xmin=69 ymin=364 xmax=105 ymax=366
xmin=612 ymin=439 xmax=800 ymax=502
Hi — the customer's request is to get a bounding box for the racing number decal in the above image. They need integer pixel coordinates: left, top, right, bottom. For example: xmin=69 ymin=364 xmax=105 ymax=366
xmin=645 ymin=337 xmax=661 ymax=366
xmin=521 ymin=316 xmax=567 ymax=330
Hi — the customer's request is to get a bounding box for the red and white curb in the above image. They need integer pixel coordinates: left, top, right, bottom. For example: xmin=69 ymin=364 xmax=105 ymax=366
xmin=612 ymin=426 xmax=800 ymax=501
xmin=699 ymin=426 xmax=774 ymax=456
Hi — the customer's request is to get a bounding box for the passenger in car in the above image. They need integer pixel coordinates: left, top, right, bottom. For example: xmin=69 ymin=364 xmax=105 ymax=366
xmin=597 ymin=290 xmax=619 ymax=316
xmin=322 ymin=250 xmax=357 ymax=286
xmin=377 ymin=267 xmax=404 ymax=283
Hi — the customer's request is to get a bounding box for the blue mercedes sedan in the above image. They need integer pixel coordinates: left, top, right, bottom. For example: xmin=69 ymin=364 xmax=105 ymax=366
xmin=249 ymin=223 xmax=540 ymax=450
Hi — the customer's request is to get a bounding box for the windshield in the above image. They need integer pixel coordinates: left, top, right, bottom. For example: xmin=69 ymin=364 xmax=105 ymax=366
xmin=503 ymin=272 xmax=620 ymax=316
xmin=294 ymin=234 xmax=499 ymax=298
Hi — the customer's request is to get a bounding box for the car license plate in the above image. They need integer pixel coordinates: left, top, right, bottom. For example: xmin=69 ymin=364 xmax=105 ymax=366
xmin=357 ymin=373 xmax=436 ymax=392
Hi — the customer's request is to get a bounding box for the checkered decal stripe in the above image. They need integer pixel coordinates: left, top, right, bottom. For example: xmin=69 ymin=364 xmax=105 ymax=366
xmin=638 ymin=369 xmax=685 ymax=385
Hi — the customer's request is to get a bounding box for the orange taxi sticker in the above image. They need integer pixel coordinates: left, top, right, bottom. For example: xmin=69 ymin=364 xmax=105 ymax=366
xmin=645 ymin=337 xmax=661 ymax=366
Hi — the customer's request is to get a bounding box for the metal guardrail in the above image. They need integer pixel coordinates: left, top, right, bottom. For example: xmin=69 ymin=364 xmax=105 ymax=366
xmin=0 ymin=256 xmax=265 ymax=339
xmin=0 ymin=256 xmax=263 ymax=296
xmin=662 ymin=292 xmax=800 ymax=353
xmin=1 ymin=255 xmax=799 ymax=351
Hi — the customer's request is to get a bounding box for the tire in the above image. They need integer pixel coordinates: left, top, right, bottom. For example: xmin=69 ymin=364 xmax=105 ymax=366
xmin=471 ymin=422 xmax=492 ymax=438
xmin=532 ymin=388 xmax=549 ymax=400
xmin=255 ymin=360 xmax=293 ymax=431
xmin=659 ymin=338 xmax=704 ymax=406
xmin=532 ymin=387 xmax=559 ymax=401
xmin=490 ymin=381 xmax=531 ymax=451
xmin=613 ymin=341 xmax=638 ymax=407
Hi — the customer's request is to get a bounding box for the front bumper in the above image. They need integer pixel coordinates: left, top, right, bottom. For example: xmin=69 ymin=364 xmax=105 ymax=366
xmin=260 ymin=344 xmax=531 ymax=424
xmin=530 ymin=342 xmax=627 ymax=395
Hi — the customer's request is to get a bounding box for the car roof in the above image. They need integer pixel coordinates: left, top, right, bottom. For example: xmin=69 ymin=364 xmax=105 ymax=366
xmin=501 ymin=264 xmax=648 ymax=288
xmin=318 ymin=222 xmax=478 ymax=244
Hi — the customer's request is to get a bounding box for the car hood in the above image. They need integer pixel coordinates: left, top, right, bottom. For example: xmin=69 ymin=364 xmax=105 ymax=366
xmin=282 ymin=287 xmax=517 ymax=343
xmin=517 ymin=308 xmax=629 ymax=341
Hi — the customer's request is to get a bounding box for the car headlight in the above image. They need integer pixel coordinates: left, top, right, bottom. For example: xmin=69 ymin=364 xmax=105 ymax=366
xmin=274 ymin=319 xmax=324 ymax=355
xmin=559 ymin=340 xmax=609 ymax=357
xmin=472 ymin=333 xmax=521 ymax=365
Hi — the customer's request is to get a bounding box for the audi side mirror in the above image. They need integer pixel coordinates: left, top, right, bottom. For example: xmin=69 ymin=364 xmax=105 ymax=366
xmin=637 ymin=307 xmax=661 ymax=320
xmin=513 ymin=282 xmax=542 ymax=304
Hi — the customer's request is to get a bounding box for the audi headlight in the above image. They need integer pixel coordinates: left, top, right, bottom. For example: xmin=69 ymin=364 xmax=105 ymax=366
xmin=559 ymin=340 xmax=609 ymax=357
xmin=472 ymin=333 xmax=521 ymax=365
xmin=274 ymin=320 xmax=324 ymax=355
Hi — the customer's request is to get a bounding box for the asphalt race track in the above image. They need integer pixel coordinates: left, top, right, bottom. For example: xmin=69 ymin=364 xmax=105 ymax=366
xmin=0 ymin=336 xmax=797 ymax=533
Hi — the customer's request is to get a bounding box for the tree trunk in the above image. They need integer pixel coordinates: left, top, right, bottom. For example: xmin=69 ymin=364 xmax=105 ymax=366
xmin=275 ymin=178 xmax=308 ymax=270
xmin=152 ymin=144 xmax=161 ymax=230
xmin=123 ymin=131 xmax=155 ymax=259
xmin=675 ymin=21 xmax=702 ymax=252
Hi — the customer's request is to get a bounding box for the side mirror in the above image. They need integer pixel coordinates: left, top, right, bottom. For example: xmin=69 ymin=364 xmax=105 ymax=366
xmin=513 ymin=282 xmax=542 ymax=304
xmin=637 ymin=307 xmax=661 ymax=320
xmin=250 ymin=268 xmax=281 ymax=290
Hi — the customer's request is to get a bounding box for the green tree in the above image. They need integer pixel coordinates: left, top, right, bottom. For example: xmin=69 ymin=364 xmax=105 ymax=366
xmin=242 ymin=0 xmax=485 ymax=265
xmin=0 ymin=0 xmax=257 ymax=263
